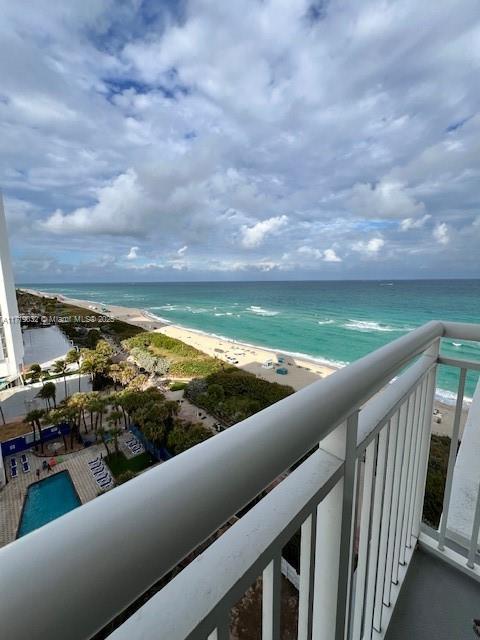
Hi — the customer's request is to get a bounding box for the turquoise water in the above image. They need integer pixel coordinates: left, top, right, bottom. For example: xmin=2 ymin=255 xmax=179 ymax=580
xmin=28 ymin=280 xmax=480 ymax=401
xmin=17 ymin=471 xmax=81 ymax=537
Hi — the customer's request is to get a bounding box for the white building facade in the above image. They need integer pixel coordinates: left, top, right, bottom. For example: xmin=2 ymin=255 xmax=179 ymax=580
xmin=0 ymin=194 xmax=24 ymax=385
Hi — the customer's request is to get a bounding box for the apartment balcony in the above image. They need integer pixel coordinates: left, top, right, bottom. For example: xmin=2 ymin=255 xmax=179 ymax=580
xmin=1 ymin=320 xmax=480 ymax=639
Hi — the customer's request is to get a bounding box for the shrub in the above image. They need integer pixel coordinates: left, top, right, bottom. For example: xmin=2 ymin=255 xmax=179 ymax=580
xmin=187 ymin=368 xmax=294 ymax=426
xmin=170 ymin=381 xmax=187 ymax=391
xmin=167 ymin=421 xmax=213 ymax=455
xmin=116 ymin=470 xmax=136 ymax=485
xmin=130 ymin=347 xmax=169 ymax=375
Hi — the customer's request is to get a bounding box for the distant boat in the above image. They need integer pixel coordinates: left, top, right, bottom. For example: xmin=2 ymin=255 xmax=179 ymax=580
xmin=380 ymin=282 xmax=394 ymax=286
xmin=452 ymin=342 xmax=462 ymax=347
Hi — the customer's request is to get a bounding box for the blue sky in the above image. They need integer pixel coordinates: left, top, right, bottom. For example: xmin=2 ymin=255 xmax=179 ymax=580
xmin=1 ymin=0 xmax=479 ymax=282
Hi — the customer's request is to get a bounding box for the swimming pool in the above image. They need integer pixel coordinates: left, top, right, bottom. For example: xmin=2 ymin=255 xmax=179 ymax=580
xmin=17 ymin=471 xmax=81 ymax=538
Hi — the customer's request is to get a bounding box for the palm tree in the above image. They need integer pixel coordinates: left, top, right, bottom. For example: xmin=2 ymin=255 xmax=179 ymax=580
xmin=25 ymin=409 xmax=45 ymax=451
xmin=97 ymin=426 xmax=111 ymax=457
xmin=66 ymin=348 xmax=82 ymax=392
xmin=108 ymin=423 xmax=123 ymax=456
xmin=109 ymin=364 xmax=122 ymax=390
xmin=120 ymin=363 xmax=137 ymax=387
xmin=36 ymin=381 xmax=57 ymax=410
xmin=48 ymin=408 xmax=69 ymax=451
xmin=52 ymin=359 xmax=69 ymax=399
xmin=26 ymin=363 xmax=41 ymax=384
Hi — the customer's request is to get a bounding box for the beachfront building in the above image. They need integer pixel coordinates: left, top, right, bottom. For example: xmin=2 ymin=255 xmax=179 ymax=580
xmin=1 ymin=320 xmax=480 ymax=639
xmin=0 ymin=194 xmax=24 ymax=388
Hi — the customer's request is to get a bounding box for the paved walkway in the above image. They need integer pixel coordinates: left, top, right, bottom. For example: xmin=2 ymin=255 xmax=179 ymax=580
xmin=0 ymin=443 xmax=106 ymax=548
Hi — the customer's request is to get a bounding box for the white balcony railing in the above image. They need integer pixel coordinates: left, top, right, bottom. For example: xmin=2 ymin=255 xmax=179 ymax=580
xmin=1 ymin=320 xmax=480 ymax=639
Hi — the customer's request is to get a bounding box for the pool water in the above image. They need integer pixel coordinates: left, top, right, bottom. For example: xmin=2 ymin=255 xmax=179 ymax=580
xmin=17 ymin=471 xmax=81 ymax=538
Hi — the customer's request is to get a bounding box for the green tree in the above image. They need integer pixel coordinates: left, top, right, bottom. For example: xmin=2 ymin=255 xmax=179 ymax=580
xmin=167 ymin=421 xmax=212 ymax=455
xmin=66 ymin=348 xmax=82 ymax=391
xmin=25 ymin=409 xmax=45 ymax=450
xmin=52 ymin=359 xmax=69 ymax=399
xmin=26 ymin=363 xmax=42 ymax=384
xmin=36 ymin=381 xmax=56 ymax=410
xmin=97 ymin=426 xmax=111 ymax=457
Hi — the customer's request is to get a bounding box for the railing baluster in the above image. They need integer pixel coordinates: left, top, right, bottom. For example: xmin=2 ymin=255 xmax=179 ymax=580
xmin=208 ymin=617 xmax=229 ymax=640
xmin=298 ymin=510 xmax=317 ymax=640
xmin=400 ymin=385 xmax=421 ymax=561
xmin=383 ymin=409 xmax=405 ymax=605
xmin=363 ymin=428 xmax=388 ymax=639
xmin=412 ymin=366 xmax=437 ymax=538
xmin=373 ymin=419 xmax=397 ymax=632
xmin=262 ymin=554 xmax=281 ymax=640
xmin=335 ymin=412 xmax=359 ymax=640
xmin=438 ymin=367 xmax=467 ymax=551
xmin=467 ymin=482 xmax=480 ymax=570
xmin=392 ymin=394 xmax=414 ymax=582
xmin=351 ymin=440 xmax=376 ymax=640
xmin=406 ymin=378 xmax=428 ymax=546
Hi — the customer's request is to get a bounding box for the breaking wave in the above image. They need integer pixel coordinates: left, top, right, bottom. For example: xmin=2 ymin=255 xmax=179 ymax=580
xmin=247 ymin=305 xmax=280 ymax=317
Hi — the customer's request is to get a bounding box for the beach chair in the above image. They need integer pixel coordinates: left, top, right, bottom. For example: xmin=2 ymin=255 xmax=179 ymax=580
xmin=11 ymin=466 xmax=18 ymax=479
xmin=22 ymin=460 xmax=30 ymax=473
xmin=92 ymin=465 xmax=106 ymax=477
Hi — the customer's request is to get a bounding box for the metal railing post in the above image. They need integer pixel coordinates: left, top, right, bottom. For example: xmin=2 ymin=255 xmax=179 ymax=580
xmin=312 ymin=412 xmax=358 ymax=640
xmin=438 ymin=367 xmax=467 ymax=551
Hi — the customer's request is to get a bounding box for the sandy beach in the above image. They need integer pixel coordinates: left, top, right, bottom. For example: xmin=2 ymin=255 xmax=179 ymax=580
xmin=25 ymin=288 xmax=468 ymax=435
xmin=156 ymin=324 xmax=336 ymax=390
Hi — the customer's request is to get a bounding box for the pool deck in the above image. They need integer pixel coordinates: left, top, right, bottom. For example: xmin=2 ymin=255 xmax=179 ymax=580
xmin=0 ymin=444 xmax=106 ymax=548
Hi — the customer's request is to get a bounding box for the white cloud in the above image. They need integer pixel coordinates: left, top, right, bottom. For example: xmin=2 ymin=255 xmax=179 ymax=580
xmin=298 ymin=246 xmax=342 ymax=262
xmin=349 ymin=181 xmax=426 ymax=219
xmin=2 ymin=0 xmax=480 ymax=280
xmin=352 ymin=237 xmax=385 ymax=256
xmin=323 ymin=248 xmax=342 ymax=262
xmin=433 ymin=223 xmax=449 ymax=245
xmin=240 ymin=215 xmax=288 ymax=248
xmin=127 ymin=246 xmax=139 ymax=260
xmin=298 ymin=246 xmax=323 ymax=259
xmin=400 ymin=214 xmax=431 ymax=231
xmin=177 ymin=245 xmax=188 ymax=255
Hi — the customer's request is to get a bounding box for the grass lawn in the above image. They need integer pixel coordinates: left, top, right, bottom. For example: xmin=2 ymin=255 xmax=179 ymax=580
xmin=105 ymin=451 xmax=155 ymax=477
xmin=0 ymin=420 xmax=30 ymax=442
xmin=125 ymin=331 xmax=224 ymax=377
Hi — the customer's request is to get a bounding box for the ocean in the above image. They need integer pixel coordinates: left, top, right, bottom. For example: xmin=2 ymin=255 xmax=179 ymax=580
xmin=26 ymin=280 xmax=480 ymax=402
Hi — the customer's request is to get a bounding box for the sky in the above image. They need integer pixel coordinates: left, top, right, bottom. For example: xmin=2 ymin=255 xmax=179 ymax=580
xmin=1 ymin=0 xmax=479 ymax=283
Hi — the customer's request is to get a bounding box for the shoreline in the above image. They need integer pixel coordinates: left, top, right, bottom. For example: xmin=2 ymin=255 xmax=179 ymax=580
xmin=22 ymin=288 xmax=338 ymax=391
xmin=22 ymin=287 xmax=469 ymax=435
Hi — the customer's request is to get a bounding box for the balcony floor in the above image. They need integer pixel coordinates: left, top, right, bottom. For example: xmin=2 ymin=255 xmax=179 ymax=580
xmin=385 ymin=548 xmax=480 ymax=640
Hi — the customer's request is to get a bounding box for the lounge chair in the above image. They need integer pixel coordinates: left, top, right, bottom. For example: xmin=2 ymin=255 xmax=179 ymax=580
xmin=88 ymin=457 xmax=101 ymax=467
xmin=10 ymin=458 xmax=16 ymax=468
xmin=98 ymin=476 xmax=113 ymax=488
xmin=125 ymin=437 xmax=135 ymax=446
xmin=92 ymin=466 xmax=106 ymax=477
xmin=95 ymin=472 xmax=109 ymax=483
xmin=11 ymin=466 xmax=18 ymax=479
xmin=89 ymin=459 xmax=103 ymax=470
xmin=22 ymin=461 xmax=30 ymax=473
xmin=21 ymin=453 xmax=28 ymax=464
xmin=131 ymin=446 xmax=141 ymax=455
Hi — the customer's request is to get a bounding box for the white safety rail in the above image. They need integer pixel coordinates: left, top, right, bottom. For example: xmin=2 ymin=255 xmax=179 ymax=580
xmin=1 ymin=321 xmax=480 ymax=640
